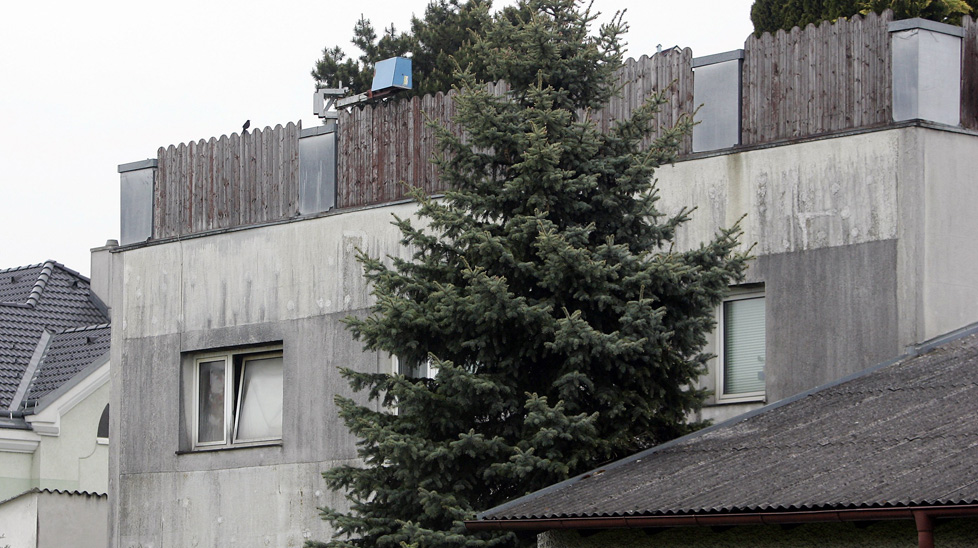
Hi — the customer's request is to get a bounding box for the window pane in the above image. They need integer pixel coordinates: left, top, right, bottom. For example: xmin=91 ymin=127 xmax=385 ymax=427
xmin=198 ymin=360 xmax=226 ymax=443
xmin=724 ymin=297 xmax=766 ymax=395
xmin=234 ymin=356 xmax=283 ymax=442
xmin=397 ymin=356 xmax=434 ymax=378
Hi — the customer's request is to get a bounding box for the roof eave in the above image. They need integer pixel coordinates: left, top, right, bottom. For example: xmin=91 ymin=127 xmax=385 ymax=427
xmin=465 ymin=504 xmax=978 ymax=532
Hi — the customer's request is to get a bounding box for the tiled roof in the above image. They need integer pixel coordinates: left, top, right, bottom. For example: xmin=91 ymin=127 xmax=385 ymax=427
xmin=24 ymin=323 xmax=111 ymax=403
xmin=477 ymin=327 xmax=978 ymax=522
xmin=0 ymin=261 xmax=110 ymax=411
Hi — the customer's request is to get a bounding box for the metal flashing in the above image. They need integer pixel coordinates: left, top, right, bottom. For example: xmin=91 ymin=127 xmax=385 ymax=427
xmin=300 ymin=123 xmax=337 ymax=138
xmin=888 ymin=17 xmax=965 ymax=37
xmin=117 ymin=158 xmax=159 ymax=173
xmin=9 ymin=330 xmax=52 ymax=411
xmin=692 ymin=49 xmax=745 ymax=68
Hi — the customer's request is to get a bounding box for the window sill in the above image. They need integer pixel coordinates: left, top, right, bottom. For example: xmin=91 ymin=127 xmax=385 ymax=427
xmin=715 ymin=394 xmax=766 ymax=405
xmin=176 ymin=441 xmax=282 ymax=455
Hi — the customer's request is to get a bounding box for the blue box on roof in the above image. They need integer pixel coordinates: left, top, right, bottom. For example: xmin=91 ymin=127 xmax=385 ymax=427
xmin=371 ymin=57 xmax=413 ymax=92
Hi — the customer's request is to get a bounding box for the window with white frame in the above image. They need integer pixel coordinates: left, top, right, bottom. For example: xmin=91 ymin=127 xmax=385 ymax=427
xmin=718 ymin=291 xmax=766 ymax=401
xmin=193 ymin=346 xmax=283 ymax=449
xmin=391 ymin=355 xmax=435 ymax=379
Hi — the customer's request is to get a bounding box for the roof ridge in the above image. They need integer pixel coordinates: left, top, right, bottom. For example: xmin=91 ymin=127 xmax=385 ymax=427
xmin=23 ymin=260 xmax=57 ymax=308
xmin=48 ymin=260 xmax=90 ymax=283
xmin=0 ymin=261 xmax=48 ymax=275
xmin=56 ymin=322 xmax=112 ymax=334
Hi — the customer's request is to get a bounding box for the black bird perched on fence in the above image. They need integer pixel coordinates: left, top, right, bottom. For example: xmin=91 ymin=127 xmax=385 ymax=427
xmin=242 ymin=119 xmax=251 ymax=132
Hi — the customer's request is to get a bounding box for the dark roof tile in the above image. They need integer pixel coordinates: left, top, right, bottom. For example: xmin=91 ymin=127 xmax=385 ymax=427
xmin=478 ymin=329 xmax=978 ymax=521
xmin=0 ymin=261 xmax=110 ymax=410
xmin=24 ymin=323 xmax=111 ymax=403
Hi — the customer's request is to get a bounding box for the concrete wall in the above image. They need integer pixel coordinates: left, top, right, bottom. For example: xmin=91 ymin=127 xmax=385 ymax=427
xmin=538 ymin=518 xmax=978 ymax=548
xmin=917 ymin=129 xmax=978 ymax=339
xmin=0 ymin=491 xmax=107 ymax=548
xmin=36 ymin=492 xmax=107 ymax=548
xmin=109 ymin=123 xmax=978 ymax=545
xmin=655 ymin=125 xmax=978 ymax=413
xmin=0 ymin=491 xmax=37 ymax=548
xmin=109 ymin=203 xmax=416 ymax=547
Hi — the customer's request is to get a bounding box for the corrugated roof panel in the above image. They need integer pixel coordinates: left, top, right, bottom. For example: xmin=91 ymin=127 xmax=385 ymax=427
xmin=479 ymin=330 xmax=978 ymax=521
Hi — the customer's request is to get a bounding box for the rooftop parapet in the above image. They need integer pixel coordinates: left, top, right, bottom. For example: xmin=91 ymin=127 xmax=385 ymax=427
xmin=118 ymin=11 xmax=978 ymax=243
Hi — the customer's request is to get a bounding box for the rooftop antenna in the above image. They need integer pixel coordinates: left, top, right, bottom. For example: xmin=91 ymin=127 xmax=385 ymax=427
xmin=317 ymin=56 xmax=413 ymax=112
xmin=314 ymin=88 xmax=348 ymax=120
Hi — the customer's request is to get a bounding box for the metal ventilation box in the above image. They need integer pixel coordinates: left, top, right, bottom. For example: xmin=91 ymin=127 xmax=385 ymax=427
xmin=371 ymin=57 xmax=412 ymax=92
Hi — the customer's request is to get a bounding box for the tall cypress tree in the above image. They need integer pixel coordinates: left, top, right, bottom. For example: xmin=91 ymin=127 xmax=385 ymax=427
xmin=311 ymin=1 xmax=748 ymax=547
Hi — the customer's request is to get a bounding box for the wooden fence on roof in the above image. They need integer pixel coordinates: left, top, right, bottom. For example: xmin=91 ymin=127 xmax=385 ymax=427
xmin=336 ymin=90 xmax=460 ymax=209
xmin=151 ymin=12 xmax=978 ymax=236
xmin=962 ymin=15 xmax=978 ymax=130
xmin=336 ymin=48 xmax=695 ymax=209
xmin=154 ymin=123 xmax=301 ymax=239
xmin=741 ymin=10 xmax=894 ymax=145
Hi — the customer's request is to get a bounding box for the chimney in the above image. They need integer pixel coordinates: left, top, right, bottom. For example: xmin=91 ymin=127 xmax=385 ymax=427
xmin=90 ymin=239 xmax=119 ymax=315
xmin=118 ymin=159 xmax=157 ymax=245
xmin=890 ymin=18 xmax=964 ymax=126
xmin=692 ymin=49 xmax=745 ymax=153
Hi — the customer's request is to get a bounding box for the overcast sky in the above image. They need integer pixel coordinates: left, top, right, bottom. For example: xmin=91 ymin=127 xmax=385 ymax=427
xmin=0 ymin=0 xmax=754 ymax=277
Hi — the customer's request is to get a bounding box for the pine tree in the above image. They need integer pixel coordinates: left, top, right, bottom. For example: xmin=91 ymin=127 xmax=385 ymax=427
xmin=310 ymin=1 xmax=749 ymax=547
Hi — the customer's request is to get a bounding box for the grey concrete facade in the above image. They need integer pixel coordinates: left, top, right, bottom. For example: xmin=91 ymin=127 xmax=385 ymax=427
xmin=109 ymin=203 xmax=416 ymax=547
xmin=652 ymin=124 xmax=978 ymax=420
xmin=110 ymin=122 xmax=978 ymax=546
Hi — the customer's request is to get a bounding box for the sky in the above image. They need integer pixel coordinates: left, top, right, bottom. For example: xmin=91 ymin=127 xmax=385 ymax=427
xmin=0 ymin=0 xmax=754 ymax=277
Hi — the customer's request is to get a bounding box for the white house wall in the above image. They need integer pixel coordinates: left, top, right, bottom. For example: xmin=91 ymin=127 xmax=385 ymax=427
xmin=0 ymin=371 xmax=108 ymax=501
xmin=0 ymin=491 xmax=38 ymax=548
xmin=0 ymin=452 xmax=34 ymax=501
xmin=30 ymin=381 xmax=109 ymax=495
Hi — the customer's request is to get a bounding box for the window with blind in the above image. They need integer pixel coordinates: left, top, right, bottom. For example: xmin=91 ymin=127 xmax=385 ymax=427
xmin=719 ymin=294 xmax=766 ymax=401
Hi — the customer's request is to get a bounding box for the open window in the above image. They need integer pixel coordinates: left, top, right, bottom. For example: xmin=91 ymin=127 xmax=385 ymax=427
xmin=717 ymin=290 xmax=766 ymax=402
xmin=192 ymin=346 xmax=283 ymax=449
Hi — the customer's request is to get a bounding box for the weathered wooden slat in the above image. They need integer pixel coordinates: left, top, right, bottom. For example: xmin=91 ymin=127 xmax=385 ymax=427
xmin=962 ymin=16 xmax=978 ymax=129
xmin=741 ymin=11 xmax=892 ymax=144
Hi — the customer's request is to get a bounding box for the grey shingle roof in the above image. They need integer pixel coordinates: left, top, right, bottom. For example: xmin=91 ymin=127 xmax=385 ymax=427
xmin=477 ymin=327 xmax=978 ymax=522
xmin=24 ymin=323 xmax=111 ymax=404
xmin=0 ymin=261 xmax=110 ymax=411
